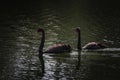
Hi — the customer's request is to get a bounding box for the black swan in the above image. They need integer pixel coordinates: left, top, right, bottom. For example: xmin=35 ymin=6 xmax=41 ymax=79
xmin=75 ymin=27 xmax=106 ymax=50
xmin=37 ymin=28 xmax=71 ymax=53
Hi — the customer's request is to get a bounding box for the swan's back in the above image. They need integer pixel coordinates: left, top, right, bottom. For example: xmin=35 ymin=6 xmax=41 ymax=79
xmin=44 ymin=44 xmax=71 ymax=53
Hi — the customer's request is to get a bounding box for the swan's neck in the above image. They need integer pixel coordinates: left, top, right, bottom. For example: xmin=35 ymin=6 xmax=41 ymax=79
xmin=39 ymin=30 xmax=45 ymax=53
xmin=78 ymin=31 xmax=81 ymax=50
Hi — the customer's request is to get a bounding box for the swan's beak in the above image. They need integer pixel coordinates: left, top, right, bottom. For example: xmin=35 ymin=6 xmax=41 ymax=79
xmin=72 ymin=28 xmax=76 ymax=31
xmin=73 ymin=27 xmax=80 ymax=32
xmin=37 ymin=28 xmax=40 ymax=32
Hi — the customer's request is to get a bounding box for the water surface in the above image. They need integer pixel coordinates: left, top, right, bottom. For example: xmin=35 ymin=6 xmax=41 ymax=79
xmin=0 ymin=0 xmax=120 ymax=80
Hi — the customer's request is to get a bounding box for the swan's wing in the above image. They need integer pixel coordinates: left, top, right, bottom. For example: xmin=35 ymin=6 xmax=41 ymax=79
xmin=82 ymin=42 xmax=99 ymax=49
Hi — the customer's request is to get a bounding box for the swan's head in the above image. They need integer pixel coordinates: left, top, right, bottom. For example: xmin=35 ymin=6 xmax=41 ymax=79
xmin=75 ymin=27 xmax=80 ymax=32
xmin=37 ymin=28 xmax=44 ymax=32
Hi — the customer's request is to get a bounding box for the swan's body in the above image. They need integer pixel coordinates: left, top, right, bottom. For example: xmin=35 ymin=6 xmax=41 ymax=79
xmin=75 ymin=27 xmax=106 ymax=50
xmin=37 ymin=28 xmax=71 ymax=54
xmin=44 ymin=44 xmax=71 ymax=53
xmin=82 ymin=42 xmax=106 ymax=49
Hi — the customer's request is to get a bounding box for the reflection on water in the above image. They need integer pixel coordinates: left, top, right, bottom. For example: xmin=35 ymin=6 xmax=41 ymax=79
xmin=1 ymin=0 xmax=120 ymax=80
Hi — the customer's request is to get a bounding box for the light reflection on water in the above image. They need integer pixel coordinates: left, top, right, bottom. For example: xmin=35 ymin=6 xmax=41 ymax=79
xmin=1 ymin=1 xmax=120 ymax=80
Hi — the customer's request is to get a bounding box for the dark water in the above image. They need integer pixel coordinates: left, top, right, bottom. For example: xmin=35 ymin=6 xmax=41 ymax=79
xmin=0 ymin=0 xmax=120 ymax=80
